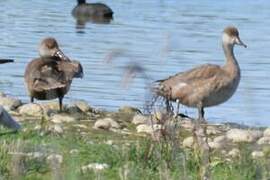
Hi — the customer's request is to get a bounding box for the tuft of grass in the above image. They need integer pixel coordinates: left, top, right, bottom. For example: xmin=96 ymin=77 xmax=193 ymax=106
xmin=0 ymin=118 xmax=269 ymax=180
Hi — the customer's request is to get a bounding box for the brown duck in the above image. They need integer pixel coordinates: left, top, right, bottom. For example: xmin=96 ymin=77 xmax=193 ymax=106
xmin=153 ymin=26 xmax=247 ymax=121
xmin=24 ymin=37 xmax=83 ymax=111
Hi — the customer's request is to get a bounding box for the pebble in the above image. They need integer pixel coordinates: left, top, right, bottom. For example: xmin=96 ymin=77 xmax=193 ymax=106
xmin=94 ymin=118 xmax=120 ymax=130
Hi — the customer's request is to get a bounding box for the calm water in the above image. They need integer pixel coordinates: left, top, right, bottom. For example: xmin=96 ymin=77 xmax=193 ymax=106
xmin=0 ymin=0 xmax=270 ymax=126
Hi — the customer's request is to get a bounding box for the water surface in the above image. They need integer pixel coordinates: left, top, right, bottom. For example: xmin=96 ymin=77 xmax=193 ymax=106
xmin=0 ymin=0 xmax=270 ymax=126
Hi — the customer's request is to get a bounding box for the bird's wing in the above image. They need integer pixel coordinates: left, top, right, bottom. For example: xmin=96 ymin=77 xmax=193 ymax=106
xmin=158 ymin=64 xmax=224 ymax=84
xmin=33 ymin=78 xmax=66 ymax=92
xmin=154 ymin=64 xmax=227 ymax=99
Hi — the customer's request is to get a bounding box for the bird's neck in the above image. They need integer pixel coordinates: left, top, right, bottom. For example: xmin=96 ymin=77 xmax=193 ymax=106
xmin=223 ymin=43 xmax=240 ymax=76
xmin=78 ymin=0 xmax=86 ymax=4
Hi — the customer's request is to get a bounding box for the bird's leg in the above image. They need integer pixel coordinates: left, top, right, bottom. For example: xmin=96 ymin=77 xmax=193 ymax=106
xmin=165 ymin=99 xmax=174 ymax=116
xmin=59 ymin=97 xmax=63 ymax=112
xmin=174 ymin=99 xmax=180 ymax=118
xmin=165 ymin=99 xmax=170 ymax=113
xmin=197 ymin=103 xmax=206 ymax=123
xmin=30 ymin=97 xmax=34 ymax=103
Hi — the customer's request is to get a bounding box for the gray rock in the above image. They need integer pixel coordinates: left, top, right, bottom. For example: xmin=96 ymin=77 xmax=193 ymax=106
xmin=19 ymin=103 xmax=43 ymax=116
xmin=51 ymin=114 xmax=76 ymax=124
xmin=72 ymin=100 xmax=92 ymax=112
xmin=251 ymin=151 xmax=264 ymax=159
xmin=70 ymin=149 xmax=79 ymax=154
xmin=208 ymin=142 xmax=222 ymax=149
xmin=183 ymin=136 xmax=194 ymax=148
xmin=136 ymin=124 xmax=161 ymax=134
xmin=73 ymin=124 xmax=88 ymax=129
xmin=214 ymin=135 xmax=227 ymax=142
xmin=132 ymin=114 xmax=149 ymax=125
xmin=94 ymin=118 xmax=120 ymax=130
xmin=49 ymin=124 xmax=64 ymax=134
xmin=228 ymin=148 xmax=240 ymax=158
xmin=42 ymin=102 xmax=64 ymax=113
xmin=263 ymin=128 xmax=270 ymax=137
xmin=67 ymin=105 xmax=82 ymax=114
xmin=180 ymin=119 xmax=195 ymax=131
xmin=226 ymin=129 xmax=262 ymax=143
xmin=47 ymin=154 xmax=63 ymax=164
xmin=81 ymin=163 xmax=109 ymax=173
xmin=0 ymin=96 xmax=21 ymax=111
xmin=209 ymin=135 xmax=227 ymax=149
xmin=206 ymin=126 xmax=222 ymax=135
xmin=118 ymin=106 xmax=141 ymax=114
xmin=257 ymin=136 xmax=270 ymax=145
xmin=28 ymin=152 xmax=45 ymax=159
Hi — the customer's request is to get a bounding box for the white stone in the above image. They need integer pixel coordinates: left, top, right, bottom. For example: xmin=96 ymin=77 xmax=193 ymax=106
xmin=136 ymin=124 xmax=161 ymax=134
xmin=251 ymin=151 xmax=264 ymax=159
xmin=28 ymin=152 xmax=45 ymax=159
xmin=132 ymin=114 xmax=149 ymax=125
xmin=70 ymin=149 xmax=79 ymax=154
xmin=47 ymin=154 xmax=63 ymax=164
xmin=228 ymin=148 xmax=240 ymax=158
xmin=209 ymin=141 xmax=223 ymax=149
xmin=105 ymin=140 xmax=113 ymax=145
xmin=34 ymin=125 xmax=41 ymax=130
xmin=19 ymin=103 xmax=43 ymax=116
xmin=257 ymin=136 xmax=270 ymax=145
xmin=226 ymin=129 xmax=263 ymax=143
xmin=0 ymin=96 xmax=22 ymax=111
xmin=208 ymin=136 xmax=226 ymax=149
xmin=183 ymin=137 xmax=194 ymax=148
xmin=206 ymin=126 xmax=222 ymax=135
xmin=73 ymin=124 xmax=88 ymax=129
xmin=94 ymin=118 xmax=120 ymax=130
xmin=263 ymin=128 xmax=270 ymax=137
xmin=213 ymin=135 xmax=227 ymax=143
xmin=51 ymin=114 xmax=76 ymax=124
xmin=50 ymin=124 xmax=64 ymax=134
xmin=81 ymin=163 xmax=109 ymax=173
xmin=42 ymin=102 xmax=62 ymax=112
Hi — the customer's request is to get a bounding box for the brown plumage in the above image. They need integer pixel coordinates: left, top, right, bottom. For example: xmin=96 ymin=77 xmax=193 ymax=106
xmin=153 ymin=26 xmax=247 ymax=121
xmin=24 ymin=38 xmax=83 ymax=111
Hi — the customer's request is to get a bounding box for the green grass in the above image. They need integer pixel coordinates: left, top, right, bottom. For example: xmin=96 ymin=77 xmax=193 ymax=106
xmin=0 ymin=119 xmax=269 ymax=180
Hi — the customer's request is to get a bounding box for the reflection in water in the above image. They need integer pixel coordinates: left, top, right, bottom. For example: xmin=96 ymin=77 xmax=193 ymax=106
xmin=74 ymin=16 xmax=113 ymax=29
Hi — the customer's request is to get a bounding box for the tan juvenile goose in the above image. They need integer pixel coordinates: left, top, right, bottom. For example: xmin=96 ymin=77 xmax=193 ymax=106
xmin=154 ymin=26 xmax=246 ymax=121
xmin=24 ymin=38 xmax=83 ymax=111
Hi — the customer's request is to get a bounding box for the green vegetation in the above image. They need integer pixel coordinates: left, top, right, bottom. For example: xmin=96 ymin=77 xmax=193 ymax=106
xmin=0 ymin=119 xmax=269 ymax=180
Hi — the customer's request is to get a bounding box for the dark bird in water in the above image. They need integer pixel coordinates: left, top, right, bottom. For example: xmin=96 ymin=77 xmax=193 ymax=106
xmin=24 ymin=37 xmax=83 ymax=111
xmin=0 ymin=60 xmax=20 ymax=131
xmin=72 ymin=0 xmax=113 ymax=26
xmin=153 ymin=26 xmax=246 ymax=122
xmin=0 ymin=59 xmax=14 ymax=64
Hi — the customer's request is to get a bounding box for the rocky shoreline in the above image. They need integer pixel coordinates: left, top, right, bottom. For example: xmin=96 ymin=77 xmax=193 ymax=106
xmin=0 ymin=91 xmax=270 ymax=160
